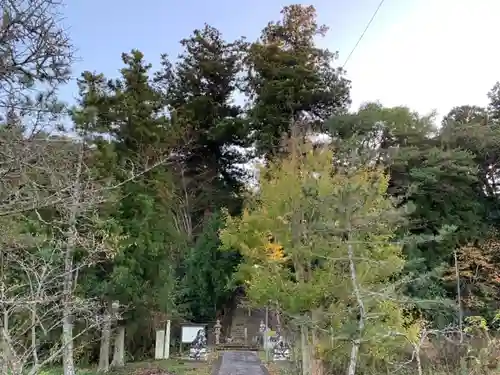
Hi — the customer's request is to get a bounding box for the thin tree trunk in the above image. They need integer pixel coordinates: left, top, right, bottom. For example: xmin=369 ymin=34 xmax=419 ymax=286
xmin=98 ymin=307 xmax=112 ymax=372
xmin=301 ymin=323 xmax=311 ymax=375
xmin=1 ymin=309 xmax=10 ymax=375
xmin=62 ymin=144 xmax=84 ymax=375
xmin=31 ymin=308 xmax=38 ymax=367
xmin=1 ymin=250 xmax=14 ymax=375
xmin=347 ymin=243 xmax=365 ymax=375
xmin=62 ymin=238 xmax=76 ymax=375
xmin=311 ymin=310 xmax=323 ymax=375
xmin=454 ymin=251 xmax=463 ymax=343
xmin=111 ymin=327 xmax=125 ymax=368
xmin=415 ymin=347 xmax=423 ymax=375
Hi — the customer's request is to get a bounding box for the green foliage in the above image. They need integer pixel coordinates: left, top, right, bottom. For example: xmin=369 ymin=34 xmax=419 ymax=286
xmin=328 ymin=103 xmax=490 ymax=308
xmin=6 ymin=3 xmax=500 ymax=370
xmin=180 ymin=211 xmax=241 ymax=322
xmin=159 ymin=25 xmax=249 ymax=220
xmin=70 ymin=50 xmax=192 ymax=358
xmin=221 ymin=138 xmax=412 ymax=365
xmin=245 ymin=5 xmax=350 ymax=158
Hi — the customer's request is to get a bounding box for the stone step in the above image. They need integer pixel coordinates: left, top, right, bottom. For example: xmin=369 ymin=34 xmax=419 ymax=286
xmin=229 ymin=306 xmax=276 ymax=344
xmin=216 ymin=344 xmax=259 ymax=351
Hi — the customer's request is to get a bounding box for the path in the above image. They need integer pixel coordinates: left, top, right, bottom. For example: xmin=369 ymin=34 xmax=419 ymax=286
xmin=216 ymin=351 xmax=269 ymax=375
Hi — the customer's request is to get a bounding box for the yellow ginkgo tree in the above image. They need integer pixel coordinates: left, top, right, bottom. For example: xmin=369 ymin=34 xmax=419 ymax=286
xmin=220 ymin=137 xmax=416 ymax=374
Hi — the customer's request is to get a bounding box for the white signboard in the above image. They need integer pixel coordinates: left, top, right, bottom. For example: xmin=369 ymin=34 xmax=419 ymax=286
xmin=181 ymin=325 xmax=206 ymax=343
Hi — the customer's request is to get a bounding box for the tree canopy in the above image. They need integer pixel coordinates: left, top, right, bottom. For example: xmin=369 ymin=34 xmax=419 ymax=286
xmin=2 ymin=2 xmax=500 ymax=374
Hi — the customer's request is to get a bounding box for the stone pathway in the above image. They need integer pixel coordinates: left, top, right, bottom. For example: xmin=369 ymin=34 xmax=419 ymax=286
xmin=216 ymin=351 xmax=268 ymax=375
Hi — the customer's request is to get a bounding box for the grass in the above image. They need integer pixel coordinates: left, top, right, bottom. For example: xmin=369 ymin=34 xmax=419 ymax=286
xmin=115 ymin=358 xmax=212 ymax=375
xmin=40 ymin=357 xmax=214 ymax=375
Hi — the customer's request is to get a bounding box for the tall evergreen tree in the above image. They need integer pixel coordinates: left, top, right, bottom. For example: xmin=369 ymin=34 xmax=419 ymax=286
xmin=157 ymin=25 xmax=249 ymax=226
xmin=180 ymin=211 xmax=241 ymax=322
xmin=245 ymin=5 xmax=351 ymax=158
xmin=74 ymin=51 xmax=186 ymax=356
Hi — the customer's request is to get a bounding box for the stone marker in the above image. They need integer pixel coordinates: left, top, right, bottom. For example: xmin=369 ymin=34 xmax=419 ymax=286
xmin=154 ymin=330 xmax=165 ymax=360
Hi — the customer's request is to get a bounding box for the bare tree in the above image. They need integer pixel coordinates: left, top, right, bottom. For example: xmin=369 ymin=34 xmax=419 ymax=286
xmin=0 ymin=4 xmax=188 ymax=375
xmin=0 ymin=242 xmax=104 ymax=375
xmin=0 ymin=120 xmax=185 ymax=375
xmin=0 ymin=133 xmax=118 ymax=375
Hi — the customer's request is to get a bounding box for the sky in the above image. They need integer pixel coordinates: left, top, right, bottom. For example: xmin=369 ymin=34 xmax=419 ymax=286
xmin=61 ymin=0 xmax=500 ymax=121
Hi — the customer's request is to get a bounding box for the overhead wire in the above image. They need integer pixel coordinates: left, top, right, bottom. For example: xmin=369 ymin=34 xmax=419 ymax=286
xmin=342 ymin=0 xmax=386 ymax=69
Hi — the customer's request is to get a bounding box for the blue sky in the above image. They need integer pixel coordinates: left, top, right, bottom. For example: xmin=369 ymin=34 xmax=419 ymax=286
xmin=61 ymin=0 xmax=500 ymax=119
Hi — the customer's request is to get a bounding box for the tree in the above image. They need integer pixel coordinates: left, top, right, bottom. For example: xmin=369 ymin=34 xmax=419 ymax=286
xmin=220 ymin=135 xmax=412 ymax=374
xmin=443 ymin=231 xmax=500 ymax=319
xmin=180 ymin=211 xmax=241 ymax=322
xmin=441 ymin=102 xmax=500 ymax=203
xmin=328 ymin=104 xmax=488 ymax=312
xmin=245 ymin=5 xmax=351 ymax=158
xmin=157 ymin=25 xmax=249 ymax=225
xmin=0 ymin=0 xmax=73 ymax=128
xmin=74 ymin=51 xmax=189 ymax=358
xmin=76 ymin=50 xmax=173 ymax=162
xmin=0 ymin=128 xmax=122 ymax=375
xmin=0 ymin=0 xmax=75 ymax=217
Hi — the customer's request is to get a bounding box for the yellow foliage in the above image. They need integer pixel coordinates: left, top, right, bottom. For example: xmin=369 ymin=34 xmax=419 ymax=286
xmin=220 ymin=137 xmax=409 ymax=366
xmin=264 ymin=242 xmax=286 ymax=262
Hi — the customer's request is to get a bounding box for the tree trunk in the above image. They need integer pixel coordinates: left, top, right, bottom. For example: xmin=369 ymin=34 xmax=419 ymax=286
xmin=1 ymin=251 xmax=12 ymax=375
xmin=1 ymin=309 xmax=11 ymax=375
xmin=347 ymin=243 xmax=365 ymax=375
xmin=98 ymin=308 xmax=112 ymax=373
xmin=111 ymin=327 xmax=125 ymax=368
xmin=62 ymin=254 xmax=76 ymax=375
xmin=311 ymin=310 xmax=323 ymax=375
xmin=31 ymin=308 xmax=38 ymax=367
xmin=301 ymin=323 xmax=311 ymax=375
xmin=62 ymin=144 xmax=84 ymax=375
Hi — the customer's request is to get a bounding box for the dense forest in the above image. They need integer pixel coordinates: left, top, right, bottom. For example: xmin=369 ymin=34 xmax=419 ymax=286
xmin=2 ymin=1 xmax=500 ymax=374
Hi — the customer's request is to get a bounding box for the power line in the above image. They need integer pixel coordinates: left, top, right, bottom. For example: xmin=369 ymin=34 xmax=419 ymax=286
xmin=342 ymin=0 xmax=386 ymax=69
